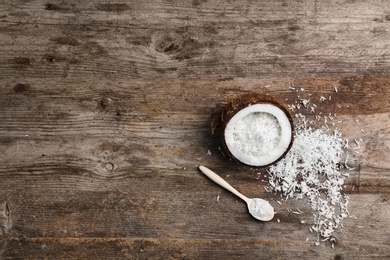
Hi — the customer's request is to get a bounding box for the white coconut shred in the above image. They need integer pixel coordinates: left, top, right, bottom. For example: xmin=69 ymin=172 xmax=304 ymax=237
xmin=266 ymin=89 xmax=350 ymax=245
xmin=233 ymin=112 xmax=281 ymax=157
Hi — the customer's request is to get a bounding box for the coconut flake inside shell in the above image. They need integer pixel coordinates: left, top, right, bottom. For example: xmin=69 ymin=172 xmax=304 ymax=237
xmin=216 ymin=93 xmax=294 ymax=167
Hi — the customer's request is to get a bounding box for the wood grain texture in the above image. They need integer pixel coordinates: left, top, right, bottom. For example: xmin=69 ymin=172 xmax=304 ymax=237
xmin=2 ymin=0 xmax=390 ymax=79
xmin=1 ymin=0 xmax=390 ymax=259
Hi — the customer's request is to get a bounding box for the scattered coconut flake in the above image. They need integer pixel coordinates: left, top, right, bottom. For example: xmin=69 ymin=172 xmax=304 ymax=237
xmin=300 ymin=99 xmax=310 ymax=108
xmin=206 ymin=150 xmax=212 ymax=156
xmin=320 ymin=96 xmax=326 ymax=102
xmin=353 ymin=139 xmax=361 ymax=150
xmin=288 ymin=104 xmax=296 ymax=111
xmin=292 ymin=209 xmax=304 ymax=215
xmin=267 ymin=112 xmax=349 ymax=242
xmin=344 ymin=139 xmax=349 ymax=148
xmin=217 ymin=195 xmax=220 ymax=201
xmin=334 ymin=86 xmax=338 ymax=93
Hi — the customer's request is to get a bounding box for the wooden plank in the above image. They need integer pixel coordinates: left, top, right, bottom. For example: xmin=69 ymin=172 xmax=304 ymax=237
xmin=1 ymin=0 xmax=390 ymax=259
xmin=0 ymin=76 xmax=389 ymax=259
xmin=1 ymin=0 xmax=390 ymax=79
xmin=1 ymin=237 xmax=390 ymax=260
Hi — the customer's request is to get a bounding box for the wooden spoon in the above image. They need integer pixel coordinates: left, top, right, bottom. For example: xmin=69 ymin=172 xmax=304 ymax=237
xmin=199 ymin=166 xmax=274 ymax=221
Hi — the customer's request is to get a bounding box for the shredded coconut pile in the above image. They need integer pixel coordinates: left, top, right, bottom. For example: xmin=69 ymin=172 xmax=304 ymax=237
xmin=233 ymin=112 xmax=281 ymax=157
xmin=265 ymin=85 xmax=350 ymax=245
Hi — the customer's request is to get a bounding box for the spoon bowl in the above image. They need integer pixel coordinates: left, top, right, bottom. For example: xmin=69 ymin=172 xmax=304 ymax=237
xmin=199 ymin=166 xmax=274 ymax=221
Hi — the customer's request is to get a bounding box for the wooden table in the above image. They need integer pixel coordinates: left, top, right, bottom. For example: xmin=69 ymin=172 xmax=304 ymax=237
xmin=1 ymin=1 xmax=389 ymax=259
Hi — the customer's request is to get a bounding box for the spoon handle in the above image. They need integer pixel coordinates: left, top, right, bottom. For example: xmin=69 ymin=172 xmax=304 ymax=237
xmin=199 ymin=166 xmax=250 ymax=204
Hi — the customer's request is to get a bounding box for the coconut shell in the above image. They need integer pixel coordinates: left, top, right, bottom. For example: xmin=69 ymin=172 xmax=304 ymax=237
xmin=213 ymin=93 xmax=294 ymax=167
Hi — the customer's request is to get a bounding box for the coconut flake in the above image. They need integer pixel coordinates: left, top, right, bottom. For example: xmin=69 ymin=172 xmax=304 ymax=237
xmin=267 ymin=114 xmax=349 ymax=242
xmin=300 ymin=99 xmax=310 ymax=108
xmin=224 ymin=104 xmax=292 ymax=166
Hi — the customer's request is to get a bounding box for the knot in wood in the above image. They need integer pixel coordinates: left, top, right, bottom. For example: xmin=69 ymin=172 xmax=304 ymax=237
xmin=104 ymin=162 xmax=114 ymax=171
xmin=152 ymin=32 xmax=184 ymax=55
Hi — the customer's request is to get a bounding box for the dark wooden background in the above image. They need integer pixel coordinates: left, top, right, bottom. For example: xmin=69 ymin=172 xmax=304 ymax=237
xmin=1 ymin=0 xmax=389 ymax=259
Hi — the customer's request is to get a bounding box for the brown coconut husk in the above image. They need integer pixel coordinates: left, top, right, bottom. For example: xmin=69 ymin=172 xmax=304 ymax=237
xmin=212 ymin=93 xmax=294 ymax=167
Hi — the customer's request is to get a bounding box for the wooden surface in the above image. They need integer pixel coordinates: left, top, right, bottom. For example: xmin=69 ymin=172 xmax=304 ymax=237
xmin=1 ymin=0 xmax=390 ymax=259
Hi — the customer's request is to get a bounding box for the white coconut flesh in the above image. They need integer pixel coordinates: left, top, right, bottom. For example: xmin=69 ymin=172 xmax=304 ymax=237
xmin=224 ymin=104 xmax=292 ymax=166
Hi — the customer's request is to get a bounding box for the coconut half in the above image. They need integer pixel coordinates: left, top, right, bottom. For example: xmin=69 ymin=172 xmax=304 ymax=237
xmin=216 ymin=94 xmax=294 ymax=167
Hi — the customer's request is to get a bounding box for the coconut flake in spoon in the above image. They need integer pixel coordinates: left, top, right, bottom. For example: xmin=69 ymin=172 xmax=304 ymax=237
xmin=199 ymin=166 xmax=274 ymax=221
